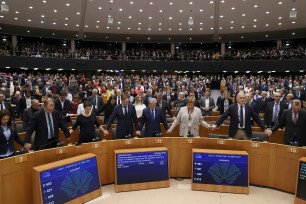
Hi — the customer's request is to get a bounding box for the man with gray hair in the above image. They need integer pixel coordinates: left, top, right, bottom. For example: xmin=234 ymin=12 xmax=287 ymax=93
xmin=173 ymin=91 xmax=186 ymax=116
xmin=88 ymin=88 xmax=104 ymax=115
xmin=267 ymin=99 xmax=306 ymax=146
xmin=136 ymin=97 xmax=169 ymax=137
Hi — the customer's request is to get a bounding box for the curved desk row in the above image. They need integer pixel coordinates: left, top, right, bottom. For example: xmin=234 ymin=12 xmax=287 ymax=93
xmin=1 ymin=136 xmax=305 ymax=204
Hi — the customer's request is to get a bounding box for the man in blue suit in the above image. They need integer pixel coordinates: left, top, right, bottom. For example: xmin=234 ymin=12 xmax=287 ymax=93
xmin=212 ymin=92 xmax=269 ymax=140
xmin=136 ymin=98 xmax=169 ymax=137
xmin=104 ymin=94 xmax=137 ymax=139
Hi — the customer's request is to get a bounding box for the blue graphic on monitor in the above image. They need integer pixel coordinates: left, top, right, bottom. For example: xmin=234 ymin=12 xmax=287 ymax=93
xmin=60 ymin=170 xmax=93 ymax=198
xmin=208 ymin=162 xmax=241 ymax=185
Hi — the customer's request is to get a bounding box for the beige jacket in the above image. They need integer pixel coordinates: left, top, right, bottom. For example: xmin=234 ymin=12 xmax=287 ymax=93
xmin=168 ymin=106 xmax=210 ymax=137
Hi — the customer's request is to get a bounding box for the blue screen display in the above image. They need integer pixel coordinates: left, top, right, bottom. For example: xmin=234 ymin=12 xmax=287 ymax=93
xmin=39 ymin=157 xmax=100 ymax=204
xmin=297 ymin=161 xmax=306 ymax=201
xmin=116 ymin=151 xmax=169 ymax=185
xmin=193 ymin=153 xmax=248 ymax=187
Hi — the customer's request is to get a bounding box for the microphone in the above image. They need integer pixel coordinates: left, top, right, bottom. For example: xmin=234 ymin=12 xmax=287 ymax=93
xmin=39 ymin=138 xmax=65 ymax=150
xmin=153 ymin=131 xmax=162 ymax=137
xmin=15 ymin=148 xmax=26 ymax=156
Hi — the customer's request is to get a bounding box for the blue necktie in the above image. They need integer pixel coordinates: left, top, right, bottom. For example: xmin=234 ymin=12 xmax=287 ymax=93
xmin=239 ymin=106 xmax=244 ymax=128
xmin=47 ymin=113 xmax=54 ymax=138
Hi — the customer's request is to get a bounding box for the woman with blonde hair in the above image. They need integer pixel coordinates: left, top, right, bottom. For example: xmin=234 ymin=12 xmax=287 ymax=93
xmin=134 ymin=94 xmax=146 ymax=127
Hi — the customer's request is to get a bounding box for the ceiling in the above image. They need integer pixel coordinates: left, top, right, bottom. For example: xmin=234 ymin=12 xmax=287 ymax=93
xmin=0 ymin=0 xmax=305 ymax=42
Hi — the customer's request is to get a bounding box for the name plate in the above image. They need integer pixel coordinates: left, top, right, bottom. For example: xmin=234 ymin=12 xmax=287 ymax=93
xmin=217 ymin=140 xmax=226 ymax=145
xmin=288 ymin=147 xmax=299 ymax=153
xmin=124 ymin=140 xmax=132 ymax=145
xmin=187 ymin=138 xmax=193 ymax=144
xmin=15 ymin=155 xmax=28 ymax=164
xmin=56 ymin=148 xmax=65 ymax=155
xmin=155 ymin=138 xmax=163 ymax=144
xmin=251 ymin=142 xmax=260 ymax=148
xmin=92 ymin=143 xmax=101 ymax=149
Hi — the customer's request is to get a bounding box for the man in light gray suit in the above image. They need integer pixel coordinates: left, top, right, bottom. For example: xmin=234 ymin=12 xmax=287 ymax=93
xmin=87 ymin=89 xmax=104 ymax=115
xmin=199 ymin=90 xmax=215 ymax=116
xmin=23 ymin=99 xmax=40 ymax=131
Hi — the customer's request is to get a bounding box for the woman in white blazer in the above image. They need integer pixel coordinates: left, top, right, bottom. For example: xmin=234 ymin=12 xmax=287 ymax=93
xmin=167 ymin=97 xmax=211 ymax=137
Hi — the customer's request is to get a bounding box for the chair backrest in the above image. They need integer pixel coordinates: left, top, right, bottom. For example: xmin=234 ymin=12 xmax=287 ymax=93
xmin=251 ymin=131 xmax=267 ymax=142
xmin=208 ymin=133 xmax=229 ymax=139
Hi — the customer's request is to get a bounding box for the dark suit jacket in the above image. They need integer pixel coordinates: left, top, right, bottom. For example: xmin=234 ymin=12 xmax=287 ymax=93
xmin=215 ymin=103 xmax=266 ymax=138
xmin=156 ymin=99 xmax=173 ymax=117
xmin=0 ymin=101 xmax=15 ymax=119
xmin=294 ymin=91 xmax=305 ymax=101
xmin=106 ymin=104 xmax=137 ymax=139
xmin=271 ymin=109 xmax=306 ymax=146
xmin=0 ymin=128 xmax=24 ymax=154
xmin=101 ymin=103 xmax=116 ymax=124
xmin=138 ymin=107 xmax=169 ymax=137
xmin=219 ymin=98 xmax=233 ymax=114
xmin=88 ymin=95 xmax=104 ymax=114
xmin=54 ymin=99 xmax=71 ymax=118
xmin=18 ymin=97 xmax=34 ymax=116
xmin=256 ymin=97 xmax=270 ymax=113
xmin=25 ymin=109 xmax=70 ymax=150
xmin=23 ymin=107 xmax=41 ymax=131
xmin=264 ymin=101 xmax=287 ymax=127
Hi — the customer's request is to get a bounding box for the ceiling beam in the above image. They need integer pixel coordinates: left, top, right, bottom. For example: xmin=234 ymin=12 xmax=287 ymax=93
xmin=214 ymin=0 xmax=220 ymax=42
xmin=78 ymin=0 xmax=88 ymax=40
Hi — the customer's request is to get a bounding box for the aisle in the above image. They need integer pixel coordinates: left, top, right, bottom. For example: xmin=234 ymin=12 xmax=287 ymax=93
xmin=87 ymin=179 xmax=294 ymax=204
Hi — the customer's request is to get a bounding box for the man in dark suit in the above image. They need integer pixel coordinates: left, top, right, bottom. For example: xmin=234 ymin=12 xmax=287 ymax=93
xmin=267 ymin=100 xmax=306 ymax=146
xmin=264 ymin=92 xmax=287 ymax=128
xmin=104 ymin=94 xmax=137 ymax=139
xmin=0 ymin=93 xmax=12 ymax=112
xmin=156 ymin=93 xmax=173 ymax=118
xmin=136 ymin=98 xmax=169 ymax=137
xmin=42 ymin=81 xmax=51 ymax=95
xmin=23 ymin=99 xmax=40 ymax=131
xmin=256 ymin=91 xmax=270 ymax=113
xmin=212 ymin=92 xmax=268 ymax=140
xmin=24 ymin=99 xmax=70 ymax=151
xmin=219 ymin=91 xmax=233 ymax=114
xmin=87 ymin=89 xmax=104 ymax=115
xmin=18 ymin=89 xmax=33 ymax=118
xmin=115 ymin=89 xmax=123 ymax=106
xmin=294 ymin=86 xmax=305 ymax=101
xmin=54 ymin=91 xmax=71 ymax=125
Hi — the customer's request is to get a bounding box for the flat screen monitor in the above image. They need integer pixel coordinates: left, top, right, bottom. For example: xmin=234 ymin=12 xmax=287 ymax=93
xmin=296 ymin=161 xmax=306 ymax=201
xmin=33 ymin=153 xmax=101 ymax=204
xmin=193 ymin=152 xmax=248 ymax=187
xmin=116 ymin=149 xmax=169 ymax=185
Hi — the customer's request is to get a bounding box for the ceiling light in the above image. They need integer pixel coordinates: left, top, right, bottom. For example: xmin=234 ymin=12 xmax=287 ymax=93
xmin=266 ymin=11 xmax=269 ymax=14
xmin=43 ymin=0 xmax=46 ymax=3
xmin=278 ymin=17 xmax=282 ymax=19
xmin=139 ymin=9 xmax=143 ymax=12
xmin=129 ymin=16 xmax=132 ymax=18
xmin=241 ymin=36 xmax=244 ymax=39
xmin=138 ymin=22 xmax=141 ymax=25
xmin=278 ymin=22 xmax=282 ymax=25
xmin=66 ymin=3 xmax=70 ymax=6
xmin=179 ymin=28 xmax=182 ymax=30
xmin=265 ymin=24 xmax=269 ymax=26
xmin=106 ymin=26 xmax=109 ymax=29
xmin=231 ymin=7 xmax=235 ymax=10
xmin=253 ymin=25 xmax=256 ymax=27
xmin=96 ymin=25 xmax=99 ymax=28
xmin=65 ymin=17 xmax=68 ymax=20
xmin=97 ymin=20 xmax=100 ymax=23
xmin=29 ymin=6 xmax=33 ymax=9
xmin=210 ymin=16 xmax=213 ymax=18
xmin=189 ymin=38 xmax=192 ymax=40
xmin=278 ymin=2 xmax=282 ymax=5
xmin=169 ymin=28 xmax=171 ymax=30
xmin=149 ymin=2 xmax=153 ymax=5
xmin=179 ymin=22 xmax=182 ymax=25
xmin=158 ymin=28 xmax=161 ymax=30
xmin=189 ymin=28 xmax=192 ymax=30
xmin=65 ymin=23 xmax=68 ymax=26
xmin=169 ymin=2 xmax=173 ymax=5
xmin=241 ymin=25 xmax=245 ymax=28
xmin=53 ymin=9 xmax=57 ymax=12
xmin=76 ymin=12 xmax=80 ymax=15
xmin=15 ymin=11 xmax=19 ymax=14
xmin=221 ymin=0 xmax=225 ymax=3
xmin=210 ymin=1 xmax=213 ymax=4
xmin=230 ymin=26 xmax=233 ymax=29
xmin=85 ymin=25 xmax=88 ymax=27
xmin=130 ymin=1 xmax=133 ymax=4
xmin=41 ymin=21 xmax=44 ymax=23
xmin=117 ymin=27 xmax=120 ymax=29
xmin=292 ymin=21 xmax=295 ymax=24
xmin=118 ymin=21 xmax=121 ymax=24
xmin=200 ymin=22 xmax=203 ymax=25
xmin=292 ymin=8 xmax=296 ymax=11
xmin=211 ymin=27 xmax=213 ymax=30
xmin=242 ymin=13 xmax=245 ymax=16
xmin=148 ymin=37 xmax=150 ymax=40
xmin=254 ymin=5 xmax=258 ymax=8
xmin=220 ymin=15 xmax=223 ymax=18
xmin=138 ymin=28 xmax=141 ymax=30
xmin=179 ymin=10 xmax=183 ymax=12
xmin=119 ymin=8 xmax=122 ymax=11
xmin=53 ymin=22 xmax=56 ymax=25
xmin=253 ymin=19 xmax=257 ymax=22
xmin=28 ymin=19 xmax=31 ymax=22
xmin=76 ymin=24 xmax=79 ymax=26
xmin=27 ymin=30 xmax=30 ymax=33
xmin=110 ymin=0 xmax=113 ymax=2
xmin=169 ymin=17 xmax=172 ymax=20
xmin=98 ymin=7 xmax=102 ymax=10
xmin=200 ymin=28 xmax=203 ymax=30
xmin=52 ymin=33 xmax=55 ymax=35
xmin=231 ymin=21 xmax=234 ymax=23
xmin=200 ymin=9 xmax=203 ymax=12
xmin=128 ymin=27 xmax=130 ymax=30
xmin=219 ymin=27 xmax=222 ymax=29
xmin=292 ymin=32 xmax=295 ymax=35
xmin=159 ymin=10 xmax=163 ymax=12
xmin=14 ymin=17 xmax=18 ymax=20
xmin=41 ymin=15 xmax=45 ymax=18
xmin=149 ymin=17 xmax=152 ymax=19
xmin=159 ymin=22 xmax=162 ymax=25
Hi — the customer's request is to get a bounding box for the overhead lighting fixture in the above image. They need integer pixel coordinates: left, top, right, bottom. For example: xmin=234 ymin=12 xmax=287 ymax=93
xmin=28 ymin=19 xmax=31 ymax=22
xmin=119 ymin=8 xmax=122 ymax=11
xmin=169 ymin=2 xmax=173 ymax=5
xmin=29 ymin=6 xmax=33 ymax=9
xmin=41 ymin=15 xmax=45 ymax=18
xmin=98 ymin=7 xmax=102 ymax=10
xmin=159 ymin=10 xmax=163 ymax=12
xmin=231 ymin=7 xmax=235 ymax=10
xmin=130 ymin=1 xmax=133 ymax=4
xmin=189 ymin=2 xmax=193 ymax=5
xmin=188 ymin=17 xmax=193 ymax=26
xmin=53 ymin=9 xmax=57 ymax=12
xmin=242 ymin=13 xmax=246 ymax=16
xmin=76 ymin=12 xmax=80 ymax=14
xmin=254 ymin=5 xmax=258 ymax=8
xmin=266 ymin=11 xmax=269 ymax=14
xmin=200 ymin=9 xmax=203 ymax=12
xmin=278 ymin=2 xmax=282 ymax=5
xmin=65 ymin=23 xmax=68 ymax=26
xmin=15 ymin=11 xmax=19 ymax=14
xmin=66 ymin=3 xmax=70 ymax=6
xmin=139 ymin=9 xmax=143 ymax=12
